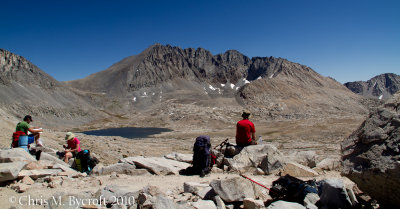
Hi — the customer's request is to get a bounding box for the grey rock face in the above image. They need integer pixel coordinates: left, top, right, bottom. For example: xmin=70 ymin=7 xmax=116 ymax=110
xmin=341 ymin=91 xmax=400 ymax=207
xmin=210 ymin=177 xmax=262 ymax=203
xmin=225 ymin=144 xmax=285 ymax=174
xmin=345 ymin=73 xmax=400 ymax=100
xmin=317 ymin=179 xmax=352 ymax=209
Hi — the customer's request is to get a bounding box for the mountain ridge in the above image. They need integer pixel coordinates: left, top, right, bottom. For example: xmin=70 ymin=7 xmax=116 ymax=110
xmin=344 ymin=73 xmax=400 ymax=100
xmin=65 ymin=44 xmax=368 ymax=119
xmin=0 ymin=49 xmax=104 ymax=129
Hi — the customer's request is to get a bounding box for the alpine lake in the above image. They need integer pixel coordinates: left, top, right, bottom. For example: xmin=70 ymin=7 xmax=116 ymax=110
xmin=81 ymin=127 xmax=172 ymax=139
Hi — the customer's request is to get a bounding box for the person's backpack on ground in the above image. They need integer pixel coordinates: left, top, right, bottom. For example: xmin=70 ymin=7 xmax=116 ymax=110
xmin=269 ymin=174 xmax=318 ymax=204
xmin=180 ymin=135 xmax=213 ymax=177
xmin=74 ymin=150 xmax=99 ymax=174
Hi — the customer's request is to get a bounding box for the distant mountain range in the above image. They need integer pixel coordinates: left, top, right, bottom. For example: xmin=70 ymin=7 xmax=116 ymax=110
xmin=344 ymin=73 xmax=400 ymax=100
xmin=1 ymin=44 xmax=373 ymax=128
xmin=66 ymin=44 xmax=367 ymax=119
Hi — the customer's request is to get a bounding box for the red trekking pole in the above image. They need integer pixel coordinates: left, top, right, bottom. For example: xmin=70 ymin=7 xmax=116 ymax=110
xmin=239 ymin=174 xmax=277 ymax=195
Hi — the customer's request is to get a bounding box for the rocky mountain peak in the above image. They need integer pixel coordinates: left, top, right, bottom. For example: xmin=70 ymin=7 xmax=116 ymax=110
xmin=0 ymin=49 xmax=59 ymax=88
xmin=345 ymin=73 xmax=400 ymax=100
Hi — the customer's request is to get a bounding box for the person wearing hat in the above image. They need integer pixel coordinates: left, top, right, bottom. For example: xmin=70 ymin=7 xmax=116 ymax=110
xmin=236 ymin=110 xmax=257 ymax=147
xmin=15 ymin=115 xmax=43 ymax=146
xmin=62 ymin=132 xmax=81 ymax=163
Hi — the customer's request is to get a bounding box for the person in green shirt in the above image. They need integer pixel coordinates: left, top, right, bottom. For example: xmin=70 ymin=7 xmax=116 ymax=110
xmin=15 ymin=115 xmax=43 ymax=146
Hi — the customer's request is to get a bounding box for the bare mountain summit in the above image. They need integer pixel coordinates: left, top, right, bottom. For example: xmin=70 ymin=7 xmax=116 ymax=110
xmin=345 ymin=73 xmax=400 ymax=100
xmin=67 ymin=44 xmax=367 ymax=119
xmin=0 ymin=49 xmax=103 ymax=128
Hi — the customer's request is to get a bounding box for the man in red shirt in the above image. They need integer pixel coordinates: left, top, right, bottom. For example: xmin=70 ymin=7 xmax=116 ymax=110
xmin=236 ymin=110 xmax=257 ymax=147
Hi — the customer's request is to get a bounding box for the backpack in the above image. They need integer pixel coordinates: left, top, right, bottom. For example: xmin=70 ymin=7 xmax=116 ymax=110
xmin=74 ymin=150 xmax=98 ymax=174
xmin=269 ymin=174 xmax=318 ymax=203
xmin=192 ymin=135 xmax=212 ymax=177
xmin=11 ymin=131 xmax=26 ymax=148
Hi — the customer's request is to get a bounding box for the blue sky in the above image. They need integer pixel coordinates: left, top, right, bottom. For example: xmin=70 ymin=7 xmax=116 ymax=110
xmin=1 ymin=0 xmax=399 ymax=83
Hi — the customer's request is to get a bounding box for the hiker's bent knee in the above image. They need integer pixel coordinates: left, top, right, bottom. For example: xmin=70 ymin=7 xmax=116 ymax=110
xmin=65 ymin=152 xmax=72 ymax=158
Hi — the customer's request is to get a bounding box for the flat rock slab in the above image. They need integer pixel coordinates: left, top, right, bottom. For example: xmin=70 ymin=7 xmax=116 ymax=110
xmin=192 ymin=200 xmax=217 ymax=209
xmin=0 ymin=161 xmax=28 ymax=182
xmin=91 ymin=162 xmax=150 ymax=176
xmin=39 ymin=152 xmax=69 ymax=167
xmin=18 ymin=169 xmax=63 ymax=179
xmin=281 ymin=162 xmax=318 ymax=177
xmin=267 ymin=200 xmax=306 ymax=209
xmin=120 ymin=156 xmax=190 ymax=175
xmin=210 ymin=177 xmax=259 ymax=202
xmin=165 ymin=152 xmax=193 ymax=163
xmin=0 ymin=148 xmax=36 ymax=163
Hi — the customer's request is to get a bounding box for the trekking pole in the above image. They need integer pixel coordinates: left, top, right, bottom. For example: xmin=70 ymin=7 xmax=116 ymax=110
xmin=214 ymin=138 xmax=229 ymax=150
xmin=239 ymin=174 xmax=277 ymax=195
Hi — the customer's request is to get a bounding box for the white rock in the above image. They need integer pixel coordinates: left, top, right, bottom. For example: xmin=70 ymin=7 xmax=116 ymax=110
xmin=196 ymin=186 xmax=214 ymax=199
xmin=210 ymin=177 xmax=261 ymax=202
xmin=192 ymin=200 xmax=217 ymax=209
xmin=21 ymin=176 xmax=34 ymax=185
xmin=243 ymin=198 xmax=265 ymax=209
xmin=165 ymin=152 xmax=193 ymax=163
xmin=287 ymin=151 xmax=317 ymax=168
xmin=40 ymin=152 xmax=69 ymax=167
xmin=91 ymin=162 xmax=145 ymax=176
xmin=226 ymin=144 xmax=285 ymax=174
xmin=0 ymin=161 xmax=27 ymax=182
xmin=304 ymin=193 xmax=319 ymax=208
xmin=120 ymin=156 xmax=190 ymax=175
xmin=316 ymin=158 xmax=340 ymax=171
xmin=184 ymin=182 xmax=209 ymax=194
xmin=0 ymin=148 xmax=36 ymax=163
xmin=280 ymin=162 xmax=319 ymax=177
xmin=267 ymin=200 xmax=306 ymax=209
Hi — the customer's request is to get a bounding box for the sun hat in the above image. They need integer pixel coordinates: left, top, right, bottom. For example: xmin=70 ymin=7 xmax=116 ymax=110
xmin=242 ymin=109 xmax=251 ymax=118
xmin=65 ymin=132 xmax=75 ymax=140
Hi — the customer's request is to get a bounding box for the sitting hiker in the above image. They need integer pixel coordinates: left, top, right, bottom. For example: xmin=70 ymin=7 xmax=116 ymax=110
xmin=63 ymin=132 xmax=81 ymax=163
xmin=15 ymin=115 xmax=43 ymax=147
xmin=236 ymin=110 xmax=257 ymax=147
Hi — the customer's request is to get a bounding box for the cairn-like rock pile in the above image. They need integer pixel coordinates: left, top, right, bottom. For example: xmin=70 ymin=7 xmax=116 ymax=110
xmin=341 ymin=91 xmax=400 ymax=207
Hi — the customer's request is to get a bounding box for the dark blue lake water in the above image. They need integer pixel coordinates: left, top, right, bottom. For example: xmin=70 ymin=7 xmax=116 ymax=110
xmin=81 ymin=127 xmax=172 ymax=139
